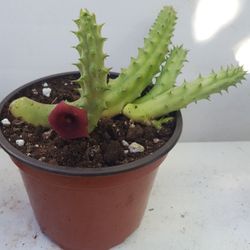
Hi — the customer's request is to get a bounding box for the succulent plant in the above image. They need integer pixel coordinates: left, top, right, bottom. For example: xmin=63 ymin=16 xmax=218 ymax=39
xmin=9 ymin=6 xmax=247 ymax=139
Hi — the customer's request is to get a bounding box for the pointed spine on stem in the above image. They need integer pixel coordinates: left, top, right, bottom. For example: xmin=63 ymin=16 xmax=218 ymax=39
xmin=102 ymin=6 xmax=177 ymax=117
xmin=73 ymin=9 xmax=109 ymax=132
xmin=135 ymin=45 xmax=188 ymax=104
xmin=123 ymin=66 xmax=247 ymax=125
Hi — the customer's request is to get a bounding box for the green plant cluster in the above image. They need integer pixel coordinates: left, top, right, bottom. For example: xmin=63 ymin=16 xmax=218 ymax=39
xmin=9 ymin=6 xmax=246 ymax=133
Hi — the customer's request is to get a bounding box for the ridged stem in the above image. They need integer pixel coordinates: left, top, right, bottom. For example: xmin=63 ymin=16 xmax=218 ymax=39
xmin=102 ymin=6 xmax=177 ymax=117
xmin=73 ymin=9 xmax=109 ymax=132
xmin=135 ymin=45 xmax=188 ymax=104
xmin=123 ymin=66 xmax=246 ymax=124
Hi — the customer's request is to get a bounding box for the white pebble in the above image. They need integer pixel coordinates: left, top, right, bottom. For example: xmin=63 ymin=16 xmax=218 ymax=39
xmin=129 ymin=142 xmax=145 ymax=153
xmin=38 ymin=157 xmax=46 ymax=161
xmin=1 ymin=118 xmax=11 ymax=126
xmin=42 ymin=87 xmax=52 ymax=97
xmin=124 ymin=150 xmax=129 ymax=154
xmin=129 ymin=123 xmax=135 ymax=128
xmin=122 ymin=140 xmax=129 ymax=147
xmin=16 ymin=139 xmax=25 ymax=147
xmin=32 ymin=88 xmax=38 ymax=95
xmin=153 ymin=138 xmax=160 ymax=143
xmin=43 ymin=82 xmax=48 ymax=87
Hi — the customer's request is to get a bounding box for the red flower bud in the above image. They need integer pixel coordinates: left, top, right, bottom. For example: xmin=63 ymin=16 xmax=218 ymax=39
xmin=48 ymin=101 xmax=88 ymax=139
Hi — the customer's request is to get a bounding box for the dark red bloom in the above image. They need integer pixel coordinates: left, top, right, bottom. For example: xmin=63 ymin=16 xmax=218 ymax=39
xmin=48 ymin=101 xmax=88 ymax=139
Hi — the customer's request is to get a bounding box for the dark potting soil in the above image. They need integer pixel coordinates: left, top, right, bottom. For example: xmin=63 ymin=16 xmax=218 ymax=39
xmin=0 ymin=74 xmax=176 ymax=168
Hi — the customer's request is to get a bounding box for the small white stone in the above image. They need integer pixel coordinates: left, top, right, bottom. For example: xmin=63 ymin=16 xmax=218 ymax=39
xmin=122 ymin=140 xmax=129 ymax=147
xmin=35 ymin=144 xmax=39 ymax=148
xmin=42 ymin=87 xmax=52 ymax=97
xmin=1 ymin=118 xmax=11 ymax=126
xmin=153 ymin=138 xmax=160 ymax=143
xmin=64 ymin=83 xmax=68 ymax=86
xmin=129 ymin=142 xmax=145 ymax=153
xmin=43 ymin=82 xmax=48 ymax=87
xmin=124 ymin=150 xmax=129 ymax=154
xmin=16 ymin=139 xmax=25 ymax=147
xmin=129 ymin=123 xmax=135 ymax=128
xmin=32 ymin=88 xmax=38 ymax=95
xmin=38 ymin=157 xmax=46 ymax=161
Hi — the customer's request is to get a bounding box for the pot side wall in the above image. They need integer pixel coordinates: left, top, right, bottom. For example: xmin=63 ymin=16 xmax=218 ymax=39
xmin=13 ymin=157 xmax=165 ymax=250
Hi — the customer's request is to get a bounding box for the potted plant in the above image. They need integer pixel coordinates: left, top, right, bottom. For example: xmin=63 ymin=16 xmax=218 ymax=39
xmin=0 ymin=6 xmax=246 ymax=250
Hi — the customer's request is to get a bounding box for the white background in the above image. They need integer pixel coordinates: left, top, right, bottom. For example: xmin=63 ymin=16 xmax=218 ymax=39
xmin=0 ymin=0 xmax=249 ymax=141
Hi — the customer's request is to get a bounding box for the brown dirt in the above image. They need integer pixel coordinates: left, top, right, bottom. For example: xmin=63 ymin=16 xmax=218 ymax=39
xmin=0 ymin=74 xmax=176 ymax=168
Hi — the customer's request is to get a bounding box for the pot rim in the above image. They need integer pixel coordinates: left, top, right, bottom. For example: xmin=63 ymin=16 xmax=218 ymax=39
xmin=0 ymin=71 xmax=183 ymax=176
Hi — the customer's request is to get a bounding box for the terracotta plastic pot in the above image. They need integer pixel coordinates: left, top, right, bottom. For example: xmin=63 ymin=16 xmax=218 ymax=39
xmin=0 ymin=72 xmax=183 ymax=250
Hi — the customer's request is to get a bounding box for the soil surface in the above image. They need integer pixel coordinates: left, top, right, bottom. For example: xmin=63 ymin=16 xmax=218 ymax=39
xmin=0 ymin=74 xmax=176 ymax=168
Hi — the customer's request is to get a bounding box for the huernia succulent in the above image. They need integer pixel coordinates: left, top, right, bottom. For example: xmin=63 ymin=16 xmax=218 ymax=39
xmin=8 ymin=6 xmax=247 ymax=139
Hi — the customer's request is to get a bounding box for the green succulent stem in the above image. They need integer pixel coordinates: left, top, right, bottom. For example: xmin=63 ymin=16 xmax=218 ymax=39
xmin=9 ymin=97 xmax=55 ymax=127
xmin=123 ymin=66 xmax=246 ymax=124
xmin=9 ymin=9 xmax=109 ymax=132
xmin=102 ymin=6 xmax=177 ymax=117
xmin=151 ymin=117 xmax=174 ymax=129
xmin=9 ymin=97 xmax=83 ymax=127
xmin=135 ymin=45 xmax=188 ymax=104
xmin=7 ymin=6 xmax=247 ymax=135
xmin=73 ymin=9 xmax=109 ymax=132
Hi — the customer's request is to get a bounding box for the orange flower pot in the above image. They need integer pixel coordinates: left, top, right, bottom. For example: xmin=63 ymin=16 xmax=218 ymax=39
xmin=0 ymin=72 xmax=182 ymax=250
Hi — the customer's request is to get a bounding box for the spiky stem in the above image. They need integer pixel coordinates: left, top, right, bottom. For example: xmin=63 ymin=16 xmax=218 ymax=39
xmin=7 ymin=6 xmax=247 ymax=135
xmin=135 ymin=45 xmax=188 ymax=104
xmin=123 ymin=66 xmax=246 ymax=124
xmin=9 ymin=97 xmax=54 ymax=127
xmin=102 ymin=6 xmax=177 ymax=117
xmin=73 ymin=9 xmax=109 ymax=132
xmin=9 ymin=9 xmax=109 ymax=132
xmin=9 ymin=97 xmax=84 ymax=127
xmin=151 ymin=117 xmax=174 ymax=129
